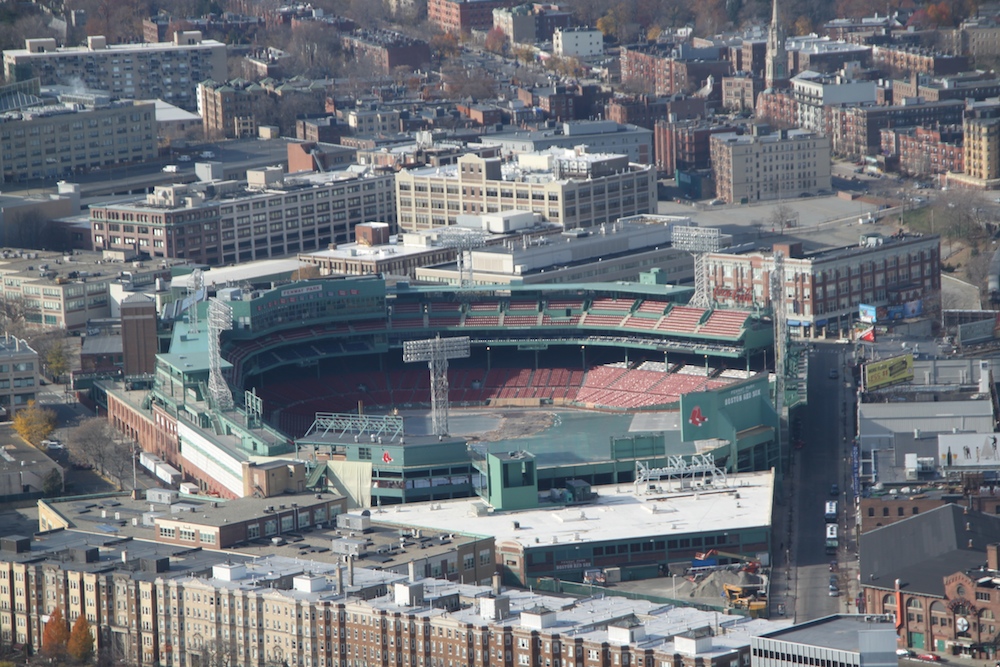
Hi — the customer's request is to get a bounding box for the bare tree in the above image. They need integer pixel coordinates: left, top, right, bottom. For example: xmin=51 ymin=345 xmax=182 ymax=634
xmin=0 ymin=294 xmax=30 ymax=339
xmin=195 ymin=639 xmax=240 ymax=667
xmin=70 ymin=417 xmax=119 ymax=478
xmin=104 ymin=439 xmax=136 ymax=491
xmin=769 ymin=204 xmax=797 ymax=233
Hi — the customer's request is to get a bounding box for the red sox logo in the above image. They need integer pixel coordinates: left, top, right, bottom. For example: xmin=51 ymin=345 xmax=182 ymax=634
xmin=689 ymin=406 xmax=708 ymax=427
xmin=382 ymin=451 xmax=393 ymax=464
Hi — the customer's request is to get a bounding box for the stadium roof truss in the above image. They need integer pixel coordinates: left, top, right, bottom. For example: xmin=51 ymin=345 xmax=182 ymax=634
xmin=303 ymin=412 xmax=404 ymax=443
xmin=634 ymin=454 xmax=728 ymax=494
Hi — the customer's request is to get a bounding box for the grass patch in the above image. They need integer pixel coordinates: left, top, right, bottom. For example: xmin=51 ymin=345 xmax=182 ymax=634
xmin=900 ymin=206 xmax=936 ymax=234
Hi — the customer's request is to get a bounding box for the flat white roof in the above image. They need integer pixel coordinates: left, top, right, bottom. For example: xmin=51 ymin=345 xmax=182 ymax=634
xmin=302 ymin=241 xmax=442 ymax=262
xmin=5 ymin=39 xmax=225 ymax=57
xmin=374 ymin=470 xmax=774 ymax=548
xmin=146 ymin=99 xmax=202 ymax=123
xmin=171 ymin=258 xmax=305 ymax=290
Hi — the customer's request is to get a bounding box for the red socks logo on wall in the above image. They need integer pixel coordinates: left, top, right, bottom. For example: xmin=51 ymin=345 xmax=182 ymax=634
xmin=689 ymin=406 xmax=708 ymax=427
xmin=382 ymin=451 xmax=393 ymax=464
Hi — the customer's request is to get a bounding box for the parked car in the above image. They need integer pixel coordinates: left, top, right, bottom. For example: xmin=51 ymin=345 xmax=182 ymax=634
xmin=828 ymin=588 xmax=840 ymax=597
xmin=829 ymin=575 xmax=838 ymax=586
xmin=916 ymin=655 xmax=941 ymax=662
xmin=896 ymin=649 xmax=914 ymax=657
xmin=830 ymin=483 xmax=840 ymax=496
xmin=829 ymin=560 xmax=838 ymax=572
xmin=162 ymin=165 xmax=178 ymax=173
xmin=177 ymin=155 xmax=192 ymax=162
xmin=200 ymin=150 xmax=215 ymax=159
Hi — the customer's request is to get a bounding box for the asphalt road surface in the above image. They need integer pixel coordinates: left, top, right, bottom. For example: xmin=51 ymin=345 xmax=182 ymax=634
xmin=793 ymin=344 xmax=855 ymax=621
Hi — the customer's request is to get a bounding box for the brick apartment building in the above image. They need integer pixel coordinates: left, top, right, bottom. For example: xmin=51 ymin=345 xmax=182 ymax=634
xmin=704 ymin=235 xmax=941 ymax=337
xmin=340 ymin=29 xmax=431 ymax=72
xmin=428 ymin=0 xmax=515 ymax=33
xmin=827 ymin=100 xmax=965 ymax=158
xmin=620 ymin=44 xmax=732 ymax=96
xmin=653 ymin=119 xmax=738 ymax=176
xmin=880 ymin=125 xmax=964 ymax=177
xmin=872 ymin=44 xmax=969 ymax=75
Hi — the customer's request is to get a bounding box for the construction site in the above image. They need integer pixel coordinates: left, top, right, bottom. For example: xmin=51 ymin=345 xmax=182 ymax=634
xmin=612 ymin=547 xmax=771 ymax=617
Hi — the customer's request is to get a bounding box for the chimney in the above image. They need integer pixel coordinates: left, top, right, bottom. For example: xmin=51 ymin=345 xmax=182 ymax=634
xmin=347 ymin=555 xmax=355 ymax=586
xmin=335 ymin=564 xmax=343 ymax=594
xmin=988 ymin=544 xmax=1000 ymax=571
xmin=492 ymin=573 xmax=502 ymax=597
xmin=408 ymin=561 xmax=417 ymax=582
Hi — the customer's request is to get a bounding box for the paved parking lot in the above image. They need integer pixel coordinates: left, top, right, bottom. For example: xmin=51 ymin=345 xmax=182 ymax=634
xmin=658 ymin=194 xmax=884 ymax=250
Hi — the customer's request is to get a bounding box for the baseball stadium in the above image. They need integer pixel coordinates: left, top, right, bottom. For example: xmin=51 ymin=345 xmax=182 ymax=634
xmin=100 ymin=272 xmax=783 ymax=509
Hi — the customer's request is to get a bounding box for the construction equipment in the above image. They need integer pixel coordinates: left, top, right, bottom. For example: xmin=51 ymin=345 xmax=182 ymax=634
xmin=695 ymin=550 xmax=762 ymax=574
xmin=723 ymin=583 xmax=768 ymax=615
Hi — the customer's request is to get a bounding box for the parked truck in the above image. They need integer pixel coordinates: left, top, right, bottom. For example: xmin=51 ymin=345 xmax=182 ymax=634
xmin=139 ymin=451 xmax=162 ymax=473
xmin=154 ymin=462 xmax=181 ymax=486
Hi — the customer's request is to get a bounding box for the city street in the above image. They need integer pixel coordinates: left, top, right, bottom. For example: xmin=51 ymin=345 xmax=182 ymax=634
xmin=786 ymin=343 xmax=857 ymax=621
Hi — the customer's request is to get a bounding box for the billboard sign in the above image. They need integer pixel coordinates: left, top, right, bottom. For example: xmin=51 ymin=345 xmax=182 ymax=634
xmin=859 ymin=304 xmax=877 ymax=324
xmin=863 ymin=354 xmax=914 ymax=391
xmin=957 ymin=318 xmax=996 ymax=346
xmin=938 ymin=432 xmax=1000 ymax=468
xmin=903 ymin=299 xmax=923 ymax=318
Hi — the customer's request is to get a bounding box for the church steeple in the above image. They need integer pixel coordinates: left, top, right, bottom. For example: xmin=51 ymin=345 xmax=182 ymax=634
xmin=765 ymin=0 xmax=788 ymax=90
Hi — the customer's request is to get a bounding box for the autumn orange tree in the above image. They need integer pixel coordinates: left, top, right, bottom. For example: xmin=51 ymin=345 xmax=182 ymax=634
xmin=41 ymin=607 xmax=69 ymax=661
xmin=67 ymin=614 xmax=94 ymax=663
xmin=12 ymin=400 xmax=56 ymax=446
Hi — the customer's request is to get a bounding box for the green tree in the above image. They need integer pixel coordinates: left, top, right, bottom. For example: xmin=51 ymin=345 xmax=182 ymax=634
xmin=67 ymin=614 xmax=95 ymax=664
xmin=45 ymin=341 xmax=69 ymax=382
xmin=41 ymin=606 xmax=69 ymax=661
xmin=12 ymin=401 xmax=56 ymax=446
xmin=42 ymin=468 xmax=63 ymax=497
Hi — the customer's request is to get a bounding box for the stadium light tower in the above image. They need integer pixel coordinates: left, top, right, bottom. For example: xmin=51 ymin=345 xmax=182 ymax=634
xmin=671 ymin=225 xmax=722 ymax=308
xmin=434 ymin=229 xmax=489 ymax=287
xmin=208 ymin=297 xmax=234 ymax=412
xmin=403 ymin=335 xmax=470 ymax=437
xmin=187 ymin=268 xmax=204 ymax=333
xmin=770 ymin=251 xmax=787 ymax=422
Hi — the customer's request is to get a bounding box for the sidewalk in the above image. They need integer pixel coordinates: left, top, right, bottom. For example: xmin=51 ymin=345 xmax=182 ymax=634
xmin=769 ymin=452 xmax=798 ymax=621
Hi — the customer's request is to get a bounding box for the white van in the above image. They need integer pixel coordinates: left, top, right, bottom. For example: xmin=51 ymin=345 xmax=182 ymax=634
xmin=162 ymin=165 xmax=178 ymax=173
